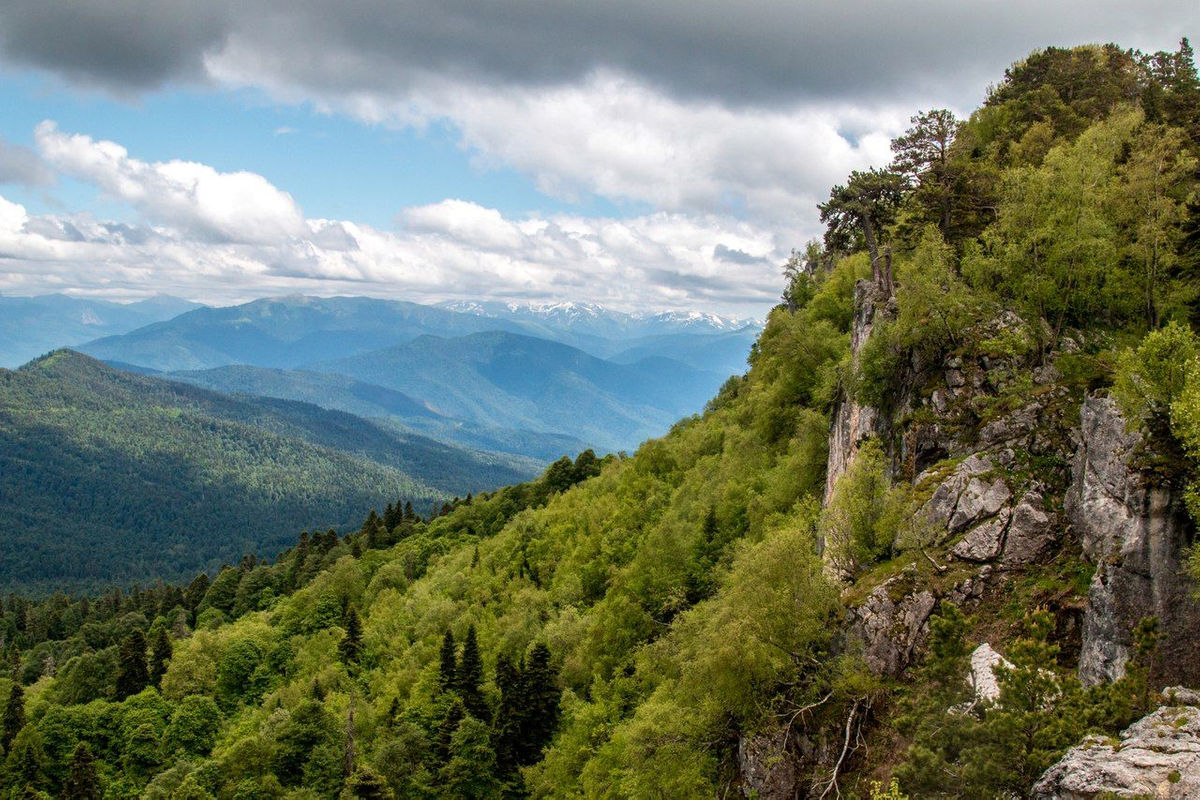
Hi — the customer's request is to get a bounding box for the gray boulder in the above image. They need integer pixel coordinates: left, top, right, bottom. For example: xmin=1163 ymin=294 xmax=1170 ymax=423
xmin=1032 ymin=705 xmax=1200 ymax=798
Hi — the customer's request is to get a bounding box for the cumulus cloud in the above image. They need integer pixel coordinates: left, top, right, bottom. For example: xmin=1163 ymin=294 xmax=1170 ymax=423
xmin=0 ymin=182 xmax=785 ymax=314
xmin=34 ymin=121 xmax=306 ymax=244
xmin=2 ymin=2 xmax=1193 ymax=312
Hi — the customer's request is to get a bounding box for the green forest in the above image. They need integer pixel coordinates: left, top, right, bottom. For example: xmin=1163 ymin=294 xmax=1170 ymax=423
xmin=0 ymin=352 xmax=534 ymax=591
xmin=0 ymin=40 xmax=1198 ymax=798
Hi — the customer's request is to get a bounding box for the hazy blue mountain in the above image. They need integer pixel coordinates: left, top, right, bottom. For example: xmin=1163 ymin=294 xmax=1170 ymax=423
xmin=0 ymin=350 xmax=538 ymax=589
xmin=309 ymin=331 xmax=727 ymax=452
xmin=0 ymin=293 xmax=202 ymax=367
xmin=607 ymin=329 xmax=759 ymax=372
xmin=162 ymin=363 xmax=592 ymax=461
xmin=76 ymin=295 xmax=756 ymax=454
xmin=77 ymin=295 xmax=542 ymax=371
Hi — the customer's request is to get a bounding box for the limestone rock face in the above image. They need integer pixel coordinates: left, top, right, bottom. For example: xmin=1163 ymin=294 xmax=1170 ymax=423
xmin=968 ymin=643 xmax=1011 ymax=704
xmin=737 ymin=728 xmax=798 ymax=800
xmin=848 ymin=575 xmax=937 ymax=677
xmin=825 ymin=280 xmax=890 ymax=504
xmin=1068 ymin=396 xmax=1200 ymax=686
xmin=1032 ymin=705 xmax=1200 ymax=799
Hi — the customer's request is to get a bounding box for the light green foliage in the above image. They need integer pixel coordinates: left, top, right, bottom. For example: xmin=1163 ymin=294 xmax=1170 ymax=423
xmin=869 ymin=778 xmax=910 ymax=800
xmin=1116 ymin=320 xmax=1198 ymax=426
xmin=966 ymin=109 xmax=1141 ymax=339
xmin=821 ymin=440 xmax=892 ymax=575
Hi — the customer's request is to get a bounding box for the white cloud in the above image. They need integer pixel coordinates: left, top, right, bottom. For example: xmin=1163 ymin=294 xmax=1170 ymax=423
xmin=0 ymin=185 xmax=785 ymax=315
xmin=34 ymin=121 xmax=306 ymax=244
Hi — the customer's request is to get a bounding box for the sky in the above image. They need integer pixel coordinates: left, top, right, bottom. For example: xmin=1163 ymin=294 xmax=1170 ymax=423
xmin=0 ymin=1 xmax=1195 ymax=317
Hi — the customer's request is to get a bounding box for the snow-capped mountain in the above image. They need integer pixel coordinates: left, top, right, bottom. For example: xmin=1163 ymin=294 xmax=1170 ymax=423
xmin=437 ymin=300 xmax=758 ymax=339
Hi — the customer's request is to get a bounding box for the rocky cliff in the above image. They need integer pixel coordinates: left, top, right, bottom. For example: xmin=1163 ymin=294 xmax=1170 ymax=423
xmin=1069 ymin=396 xmax=1200 ymax=687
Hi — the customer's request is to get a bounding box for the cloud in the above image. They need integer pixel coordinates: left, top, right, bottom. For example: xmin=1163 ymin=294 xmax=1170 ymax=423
xmin=0 ymin=1 xmax=1193 ymax=107
xmin=0 ymin=182 xmax=785 ymax=314
xmin=397 ymin=73 xmax=898 ymax=233
xmin=0 ymin=136 xmax=53 ymax=186
xmin=34 ymin=121 xmax=306 ymax=244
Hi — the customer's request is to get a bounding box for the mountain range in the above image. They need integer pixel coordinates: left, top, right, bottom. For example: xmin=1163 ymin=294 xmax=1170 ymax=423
xmin=0 ymin=293 xmax=202 ymax=368
xmin=76 ymin=295 xmax=757 ymax=455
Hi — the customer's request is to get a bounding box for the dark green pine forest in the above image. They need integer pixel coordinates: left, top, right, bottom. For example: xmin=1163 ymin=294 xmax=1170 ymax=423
xmin=0 ymin=40 xmax=1198 ymax=798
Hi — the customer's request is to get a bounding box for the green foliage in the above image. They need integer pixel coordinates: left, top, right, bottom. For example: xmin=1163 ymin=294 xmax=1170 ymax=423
xmin=162 ymin=695 xmax=221 ymax=758
xmin=1115 ymin=320 xmax=1199 ymax=426
xmin=821 ymin=440 xmax=893 ymax=574
xmin=62 ymin=743 xmax=99 ymax=800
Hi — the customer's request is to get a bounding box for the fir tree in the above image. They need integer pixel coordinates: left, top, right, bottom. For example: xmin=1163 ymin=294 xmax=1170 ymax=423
xmin=456 ymin=625 xmax=488 ymax=720
xmin=2 ymin=681 xmax=24 ymax=750
xmin=339 ymin=609 xmax=364 ymax=665
xmin=63 ymin=742 xmax=99 ymax=800
xmin=521 ymin=643 xmax=561 ymax=759
xmin=148 ymin=626 xmax=172 ymax=688
xmin=115 ymin=629 xmax=149 ymax=700
xmin=438 ymin=631 xmax=457 ymax=691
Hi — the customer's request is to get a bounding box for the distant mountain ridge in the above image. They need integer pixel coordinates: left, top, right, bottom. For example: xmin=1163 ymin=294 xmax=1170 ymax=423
xmin=74 ymin=295 xmax=754 ymax=455
xmin=437 ymin=299 xmax=758 ymax=337
xmin=0 ymin=293 xmax=203 ymax=367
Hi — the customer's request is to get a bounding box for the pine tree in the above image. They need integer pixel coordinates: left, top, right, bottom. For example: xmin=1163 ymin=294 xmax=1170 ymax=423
xmin=438 ymin=631 xmax=457 ymax=691
xmin=456 ymin=625 xmax=488 ymax=720
xmin=2 ymin=681 xmax=25 ymax=749
xmin=115 ymin=629 xmax=149 ymax=700
xmin=148 ymin=626 xmax=172 ymax=688
xmin=521 ymin=643 xmax=561 ymax=760
xmin=492 ymin=653 xmax=523 ymax=777
xmin=63 ymin=742 xmax=100 ymax=800
xmin=339 ymin=609 xmax=364 ymax=665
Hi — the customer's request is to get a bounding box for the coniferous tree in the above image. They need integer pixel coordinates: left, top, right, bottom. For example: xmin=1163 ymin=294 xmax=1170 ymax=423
xmin=148 ymin=627 xmax=172 ymax=688
xmin=456 ymin=626 xmax=487 ymax=720
xmin=115 ymin=629 xmax=149 ymax=700
xmin=2 ymin=681 xmax=24 ymax=750
xmin=63 ymin=742 xmax=100 ymax=800
xmin=339 ymin=609 xmax=364 ymax=665
xmin=438 ymin=631 xmax=457 ymax=691
xmin=521 ymin=643 xmax=561 ymax=760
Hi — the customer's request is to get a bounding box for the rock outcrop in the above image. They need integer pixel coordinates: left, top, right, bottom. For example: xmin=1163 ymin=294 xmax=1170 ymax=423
xmin=1032 ymin=705 xmax=1200 ymax=798
xmin=967 ymin=643 xmax=1011 ymax=704
xmin=825 ymin=280 xmax=890 ymax=504
xmin=738 ymin=728 xmax=799 ymax=799
xmin=1068 ymin=396 xmax=1200 ymax=687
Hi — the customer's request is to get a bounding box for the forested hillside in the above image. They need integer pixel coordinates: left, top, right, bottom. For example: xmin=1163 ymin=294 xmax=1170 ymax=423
xmin=0 ymin=40 xmax=1198 ymax=799
xmin=0 ymin=351 xmax=534 ymax=590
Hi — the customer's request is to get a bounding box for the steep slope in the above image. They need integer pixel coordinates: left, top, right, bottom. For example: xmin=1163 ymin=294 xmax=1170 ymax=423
xmin=0 ymin=293 xmax=201 ymax=367
xmin=0 ymin=351 xmax=534 ymax=590
xmin=309 ymin=330 xmax=727 ymax=451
